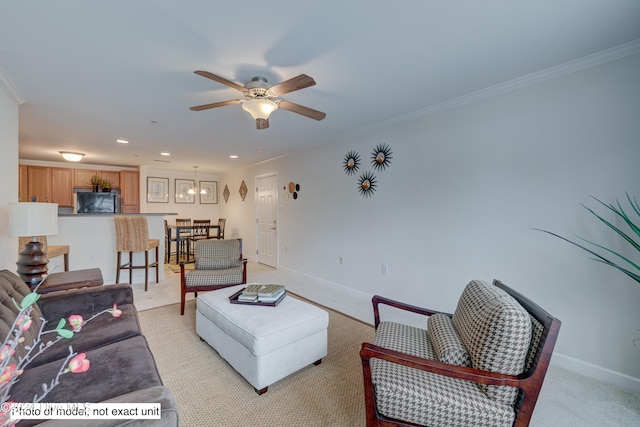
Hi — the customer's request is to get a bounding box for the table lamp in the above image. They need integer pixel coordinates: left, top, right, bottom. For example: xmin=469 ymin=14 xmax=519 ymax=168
xmin=9 ymin=202 xmax=59 ymax=286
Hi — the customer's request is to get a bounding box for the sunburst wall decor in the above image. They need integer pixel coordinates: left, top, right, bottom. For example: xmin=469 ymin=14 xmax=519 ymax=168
xmin=371 ymin=143 xmax=392 ymax=171
xmin=343 ymin=150 xmax=361 ymax=175
xmin=357 ymin=171 xmax=377 ymax=198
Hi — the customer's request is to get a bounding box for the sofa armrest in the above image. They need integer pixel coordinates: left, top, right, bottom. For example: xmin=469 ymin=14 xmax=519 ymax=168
xmin=36 ymin=386 xmax=179 ymax=427
xmin=37 ymin=284 xmax=134 ymax=320
xmin=372 ymin=295 xmax=448 ymax=329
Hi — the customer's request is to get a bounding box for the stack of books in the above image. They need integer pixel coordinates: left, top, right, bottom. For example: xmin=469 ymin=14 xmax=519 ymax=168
xmin=237 ymin=284 xmax=286 ymax=303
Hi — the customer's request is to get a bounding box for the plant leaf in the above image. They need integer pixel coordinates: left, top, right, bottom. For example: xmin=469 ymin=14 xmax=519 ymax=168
xmin=56 ymin=329 xmax=73 ymax=339
xmin=20 ymin=293 xmax=40 ymax=310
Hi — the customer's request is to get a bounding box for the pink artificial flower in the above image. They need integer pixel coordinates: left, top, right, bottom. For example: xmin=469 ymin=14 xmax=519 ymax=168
xmin=16 ymin=313 xmax=32 ymax=332
xmin=0 ymin=345 xmax=14 ymax=362
xmin=68 ymin=315 xmax=84 ymax=332
xmin=0 ymin=364 xmax=17 ymax=385
xmin=68 ymin=353 xmax=90 ymax=374
xmin=109 ymin=304 xmax=122 ymax=318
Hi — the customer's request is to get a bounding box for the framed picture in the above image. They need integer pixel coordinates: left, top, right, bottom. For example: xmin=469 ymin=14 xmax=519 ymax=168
xmin=175 ymin=179 xmax=195 ymax=204
xmin=199 ymin=181 xmax=218 ymax=204
xmin=146 ymin=177 xmax=169 ymax=203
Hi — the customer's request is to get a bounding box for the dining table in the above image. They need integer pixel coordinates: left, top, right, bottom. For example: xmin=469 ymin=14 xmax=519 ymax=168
xmin=167 ymin=223 xmax=221 ymax=264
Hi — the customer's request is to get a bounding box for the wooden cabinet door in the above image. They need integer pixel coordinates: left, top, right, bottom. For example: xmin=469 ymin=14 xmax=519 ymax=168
xmin=51 ymin=168 xmax=73 ymax=206
xmin=73 ymin=169 xmax=98 ymax=188
xmin=19 ymin=165 xmax=29 ymax=202
xmin=99 ymin=170 xmax=120 ymax=189
xmin=120 ymin=171 xmax=140 ymax=213
xmin=27 ymin=166 xmax=51 ymax=203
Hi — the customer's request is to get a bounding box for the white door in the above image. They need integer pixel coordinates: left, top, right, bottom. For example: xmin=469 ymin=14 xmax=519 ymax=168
xmin=256 ymin=174 xmax=277 ymax=267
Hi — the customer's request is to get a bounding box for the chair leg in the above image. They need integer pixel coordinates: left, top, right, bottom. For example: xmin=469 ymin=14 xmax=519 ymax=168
xmin=144 ymin=250 xmax=149 ymax=292
xmin=116 ymin=252 xmax=121 ymax=283
xmin=181 ymin=291 xmax=186 ymax=315
xmin=128 ymin=251 xmax=133 ymax=284
xmin=154 ymin=246 xmax=159 ymax=283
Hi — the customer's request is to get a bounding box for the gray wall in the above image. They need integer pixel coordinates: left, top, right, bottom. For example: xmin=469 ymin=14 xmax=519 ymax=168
xmin=220 ymin=53 xmax=640 ymax=385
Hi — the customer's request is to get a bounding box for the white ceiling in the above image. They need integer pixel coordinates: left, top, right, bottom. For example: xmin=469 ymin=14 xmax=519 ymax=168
xmin=2 ymin=1 xmax=640 ymax=174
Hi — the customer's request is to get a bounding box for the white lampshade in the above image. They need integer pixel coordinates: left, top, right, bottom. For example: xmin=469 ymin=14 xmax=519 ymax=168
xmin=8 ymin=203 xmax=59 ymax=237
xmin=59 ymin=151 xmax=85 ymax=162
xmin=242 ymin=99 xmax=278 ymax=120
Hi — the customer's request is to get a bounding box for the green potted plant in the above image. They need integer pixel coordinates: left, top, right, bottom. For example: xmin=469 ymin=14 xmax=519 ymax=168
xmin=101 ymin=179 xmax=111 ymax=192
xmin=89 ymin=174 xmax=101 ymax=192
xmin=536 ymin=192 xmax=639 ymax=284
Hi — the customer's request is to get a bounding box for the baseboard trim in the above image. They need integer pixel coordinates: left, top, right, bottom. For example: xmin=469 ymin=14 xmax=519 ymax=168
xmin=550 ymin=352 xmax=640 ymax=393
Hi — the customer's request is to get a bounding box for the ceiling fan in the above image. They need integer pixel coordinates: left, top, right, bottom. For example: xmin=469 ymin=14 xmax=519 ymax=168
xmin=190 ymin=71 xmax=326 ymax=129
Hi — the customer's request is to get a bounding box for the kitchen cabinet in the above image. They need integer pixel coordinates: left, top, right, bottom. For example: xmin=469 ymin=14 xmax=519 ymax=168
xmin=120 ymin=170 xmax=140 ymax=213
xmin=19 ymin=165 xmax=28 ymax=202
xmin=26 ymin=166 xmax=73 ymax=206
xmin=73 ymin=169 xmax=121 ymax=189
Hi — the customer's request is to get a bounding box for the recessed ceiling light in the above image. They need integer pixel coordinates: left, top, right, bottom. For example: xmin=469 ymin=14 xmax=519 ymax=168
xmin=116 ymin=139 xmax=129 ymax=144
xmin=229 ymin=155 xmax=238 ymax=159
xmin=160 ymin=152 xmax=170 ymax=156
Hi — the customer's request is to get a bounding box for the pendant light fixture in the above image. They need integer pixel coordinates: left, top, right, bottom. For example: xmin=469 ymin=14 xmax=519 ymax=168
xmin=188 ymin=166 xmax=207 ymax=195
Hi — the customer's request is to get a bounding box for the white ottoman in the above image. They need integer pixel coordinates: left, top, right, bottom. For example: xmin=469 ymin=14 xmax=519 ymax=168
xmin=196 ymin=285 xmax=329 ymax=394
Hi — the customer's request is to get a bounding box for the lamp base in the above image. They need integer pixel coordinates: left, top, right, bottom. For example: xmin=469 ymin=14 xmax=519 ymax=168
xmin=16 ymin=240 xmax=49 ymax=287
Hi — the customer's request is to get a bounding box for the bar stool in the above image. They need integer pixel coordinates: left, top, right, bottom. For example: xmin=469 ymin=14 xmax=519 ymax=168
xmin=19 ymin=236 xmax=70 ymax=272
xmin=114 ymin=216 xmax=159 ymax=291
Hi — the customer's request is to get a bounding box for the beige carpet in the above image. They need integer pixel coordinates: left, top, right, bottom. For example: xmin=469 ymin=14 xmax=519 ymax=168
xmin=138 ymin=297 xmax=375 ymax=426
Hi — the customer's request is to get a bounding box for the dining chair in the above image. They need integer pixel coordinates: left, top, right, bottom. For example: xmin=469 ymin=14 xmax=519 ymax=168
xmin=175 ymin=218 xmax=192 ymax=262
xmin=164 ymin=219 xmax=178 ymax=263
xmin=190 ymin=219 xmax=211 ymax=254
xmin=216 ymin=218 xmax=226 ymax=239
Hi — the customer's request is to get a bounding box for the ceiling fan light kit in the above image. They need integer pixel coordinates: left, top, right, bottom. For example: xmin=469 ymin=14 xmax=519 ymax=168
xmin=190 ymin=71 xmax=326 ymax=130
xmin=242 ymin=98 xmax=278 ymax=120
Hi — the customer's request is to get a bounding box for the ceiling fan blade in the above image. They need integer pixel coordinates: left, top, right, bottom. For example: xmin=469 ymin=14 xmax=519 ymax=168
xmin=269 ymin=74 xmax=316 ymax=96
xmin=189 ymin=99 xmax=243 ymax=111
xmin=278 ymin=100 xmax=326 ymax=121
xmin=256 ymin=118 xmax=269 ymax=130
xmin=194 ymin=71 xmax=246 ymax=92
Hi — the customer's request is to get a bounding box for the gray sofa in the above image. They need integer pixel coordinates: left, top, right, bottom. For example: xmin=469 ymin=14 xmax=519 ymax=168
xmin=0 ymin=269 xmax=179 ymax=426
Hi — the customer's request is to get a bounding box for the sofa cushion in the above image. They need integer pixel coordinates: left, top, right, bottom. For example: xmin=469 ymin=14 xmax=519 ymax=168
xmin=9 ymin=335 xmax=163 ymax=426
xmin=27 ymin=303 xmax=141 ymax=368
xmin=427 ymin=313 xmax=470 ymax=367
xmin=452 ymin=280 xmax=532 ymax=405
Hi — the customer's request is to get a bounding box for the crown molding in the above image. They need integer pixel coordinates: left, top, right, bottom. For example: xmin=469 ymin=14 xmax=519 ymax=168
xmin=348 ymin=39 xmax=640 ymax=137
xmin=0 ymin=67 xmax=25 ymax=105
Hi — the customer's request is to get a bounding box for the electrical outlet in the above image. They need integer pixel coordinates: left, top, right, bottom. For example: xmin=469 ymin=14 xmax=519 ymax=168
xmin=382 ymin=264 xmax=389 ymax=275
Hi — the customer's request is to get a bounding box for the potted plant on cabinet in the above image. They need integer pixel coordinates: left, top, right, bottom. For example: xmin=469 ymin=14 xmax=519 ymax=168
xmin=101 ymin=179 xmax=111 ymax=192
xmin=89 ymin=175 xmax=101 ymax=192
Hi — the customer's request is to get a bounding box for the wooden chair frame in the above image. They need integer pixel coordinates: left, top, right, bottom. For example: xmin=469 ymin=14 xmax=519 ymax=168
xmin=360 ymin=279 xmax=561 ymax=427
xmin=179 ymin=238 xmax=247 ymax=315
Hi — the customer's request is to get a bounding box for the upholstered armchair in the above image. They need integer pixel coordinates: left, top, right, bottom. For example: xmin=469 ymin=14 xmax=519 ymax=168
xmin=360 ymin=279 xmax=561 ymax=427
xmin=179 ymin=238 xmax=247 ymax=315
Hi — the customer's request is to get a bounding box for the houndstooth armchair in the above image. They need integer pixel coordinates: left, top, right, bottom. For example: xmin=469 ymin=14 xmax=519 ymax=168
xmin=360 ymin=279 xmax=561 ymax=427
xmin=179 ymin=238 xmax=247 ymax=315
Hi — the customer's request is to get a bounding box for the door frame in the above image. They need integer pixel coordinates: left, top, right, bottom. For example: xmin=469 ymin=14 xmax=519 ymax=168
xmin=254 ymin=172 xmax=278 ymax=267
